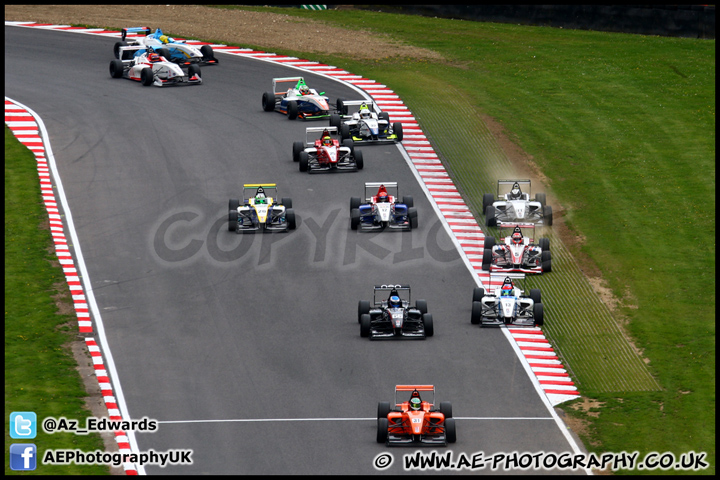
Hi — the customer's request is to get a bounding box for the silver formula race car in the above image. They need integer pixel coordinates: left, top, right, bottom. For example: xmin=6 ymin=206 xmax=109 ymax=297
xmin=114 ymin=27 xmax=218 ymax=65
xmin=350 ymin=182 xmax=418 ymax=231
xmin=358 ymin=285 xmax=433 ymax=339
xmin=262 ymin=77 xmax=333 ymax=120
xmin=483 ymin=180 xmax=552 ymax=226
xmin=330 ymin=100 xmax=403 ymax=144
xmin=228 ymin=184 xmax=296 ymax=233
xmin=482 ymin=223 xmax=552 ymax=274
xmin=109 ymin=49 xmax=201 ymax=87
xmin=471 ymin=274 xmax=544 ymax=327
xmin=293 ymin=127 xmax=363 ymax=173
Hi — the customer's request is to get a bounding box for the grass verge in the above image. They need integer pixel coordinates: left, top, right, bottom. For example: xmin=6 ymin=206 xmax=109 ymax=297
xmin=5 ymin=127 xmax=109 ymax=475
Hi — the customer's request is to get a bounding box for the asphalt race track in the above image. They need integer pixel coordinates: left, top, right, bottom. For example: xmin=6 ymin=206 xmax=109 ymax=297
xmin=6 ymin=26 xmax=587 ymax=474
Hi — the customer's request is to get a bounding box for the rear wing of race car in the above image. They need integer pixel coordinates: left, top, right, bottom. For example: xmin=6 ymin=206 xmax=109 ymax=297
xmin=364 ymin=182 xmax=399 ymax=202
xmin=272 ymin=76 xmax=305 ymax=95
xmin=304 ymin=126 xmax=339 ymax=146
xmin=395 ymin=385 xmax=436 ymax=406
xmin=121 ymin=27 xmax=151 ymax=41
xmin=373 ymin=284 xmax=411 ymax=306
xmin=497 ymin=222 xmax=537 ymax=241
xmin=497 ymin=179 xmax=532 ymax=198
xmin=242 ymin=183 xmax=278 ymax=202
xmin=339 ymin=99 xmax=380 ymax=115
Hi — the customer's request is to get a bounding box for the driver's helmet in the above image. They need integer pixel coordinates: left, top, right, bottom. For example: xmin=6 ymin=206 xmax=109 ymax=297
xmin=149 ymin=53 xmax=162 ymax=63
xmin=322 ymin=135 xmax=332 ymax=146
xmin=360 ymin=108 xmax=371 ymax=119
xmin=509 ymin=182 xmax=522 ymax=198
xmin=378 ymin=192 xmax=389 ymax=203
xmin=410 ymin=397 xmax=422 ymax=411
xmin=299 ymin=85 xmax=310 ymax=95
xmin=512 ymin=232 xmax=523 ymax=245
xmin=159 ymin=35 xmax=170 ymax=44
xmin=501 ymin=283 xmax=514 ymax=297
xmin=388 ymin=295 xmax=401 ymax=308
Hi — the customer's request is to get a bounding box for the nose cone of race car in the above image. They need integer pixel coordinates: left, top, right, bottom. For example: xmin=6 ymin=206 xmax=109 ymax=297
xmin=407 ymin=411 xmax=425 ymax=434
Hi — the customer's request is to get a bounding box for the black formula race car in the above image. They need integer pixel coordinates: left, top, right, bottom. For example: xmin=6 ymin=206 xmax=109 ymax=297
xmin=358 ymin=285 xmax=433 ymax=339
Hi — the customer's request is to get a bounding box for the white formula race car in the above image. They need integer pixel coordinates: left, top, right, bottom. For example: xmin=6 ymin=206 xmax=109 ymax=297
xmin=483 ymin=180 xmax=552 ymax=226
xmin=114 ymin=27 xmax=217 ymax=65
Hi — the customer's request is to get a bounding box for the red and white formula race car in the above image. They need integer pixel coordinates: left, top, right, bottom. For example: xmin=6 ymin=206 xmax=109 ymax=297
xmin=292 ymin=127 xmax=363 ymax=173
xmin=482 ymin=223 xmax=552 ymax=274
xmin=109 ymin=48 xmax=201 ymax=87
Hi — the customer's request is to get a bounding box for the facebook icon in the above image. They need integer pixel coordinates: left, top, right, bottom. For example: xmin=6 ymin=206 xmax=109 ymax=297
xmin=10 ymin=444 xmax=37 ymax=471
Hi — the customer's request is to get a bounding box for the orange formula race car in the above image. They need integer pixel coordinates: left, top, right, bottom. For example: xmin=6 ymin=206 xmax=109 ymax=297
xmin=377 ymin=385 xmax=456 ymax=446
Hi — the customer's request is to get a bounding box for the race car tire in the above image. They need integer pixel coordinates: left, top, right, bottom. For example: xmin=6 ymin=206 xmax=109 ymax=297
xmin=113 ymin=41 xmax=128 ymax=59
xmin=483 ymin=193 xmax=496 ymax=212
xmin=392 ymin=122 xmax=404 ymax=142
xmin=200 ymin=45 xmax=215 ymax=61
xmin=377 ymin=402 xmax=391 ymax=420
xmin=543 ymin=205 xmax=553 ymax=226
xmin=350 ymin=208 xmax=360 ymax=230
xmin=535 ymin=193 xmax=547 ymax=208
xmin=379 ymin=111 xmax=390 ymax=123
xmin=360 ymin=314 xmax=371 ymax=338
xmin=109 ymin=60 xmax=124 ymax=78
xmin=342 ymin=138 xmax=354 ymax=153
xmin=140 ymin=67 xmax=154 ymax=86
xmin=228 ymin=210 xmax=238 ymax=232
xmin=445 ymin=418 xmax=457 ymax=443
xmin=541 ymin=250 xmax=552 ymax=272
xmin=485 ymin=205 xmax=497 ymax=227
xmin=281 ymin=198 xmax=293 ymax=209
xmin=377 ymin=418 xmax=389 ymax=443
xmin=483 ymin=236 xmax=496 ymax=250
xmin=408 ymin=207 xmax=419 ymax=229
xmin=530 ymin=289 xmax=542 ymax=305
xmin=533 ymin=302 xmax=544 ymax=327
xmin=287 ymin=101 xmax=299 ymax=120
xmin=482 ymin=248 xmax=493 ymax=271
xmin=440 ymin=401 xmax=453 ymax=419
xmin=156 ymin=47 xmax=171 ymax=60
xmin=354 ymin=149 xmax=364 ymax=170
xmin=358 ymin=300 xmax=371 ymax=323
xmin=422 ymin=313 xmax=434 ymax=337
xmin=401 ymin=196 xmax=414 ymax=208
xmin=329 ymin=113 xmax=341 ymax=129
xmin=285 ymin=209 xmax=296 ymax=230
xmin=340 ymin=123 xmax=351 ymax=140
xmin=415 ymin=299 xmax=428 ymax=315
xmin=292 ymin=141 xmax=304 ymax=162
xmin=539 ymin=237 xmax=550 ymax=251
xmin=188 ymin=64 xmax=201 ymax=79
xmin=336 ymin=98 xmax=347 ymax=115
xmin=350 ymin=197 xmax=362 ymax=211
xmin=299 ymin=151 xmax=309 ymax=172
xmin=262 ymin=92 xmax=276 ymax=112
xmin=471 ymin=301 xmax=483 ymax=325
xmin=473 ymin=287 xmax=485 ymax=303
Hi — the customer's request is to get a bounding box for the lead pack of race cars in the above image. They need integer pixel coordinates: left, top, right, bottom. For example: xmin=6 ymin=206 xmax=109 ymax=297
xmin=108 ymin=27 xmax=560 ymax=447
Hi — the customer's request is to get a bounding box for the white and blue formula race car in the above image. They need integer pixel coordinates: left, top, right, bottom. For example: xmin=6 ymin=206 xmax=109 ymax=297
xmin=350 ymin=182 xmax=417 ymax=231
xmin=471 ymin=274 xmax=544 ymax=327
xmin=113 ymin=27 xmax=218 ymax=65
xmin=109 ymin=49 xmax=202 ymax=87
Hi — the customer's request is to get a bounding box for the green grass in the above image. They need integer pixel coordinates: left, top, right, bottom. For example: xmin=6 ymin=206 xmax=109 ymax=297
xmin=5 ymin=127 xmax=109 ymax=475
xmin=220 ymin=6 xmax=715 ymax=474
